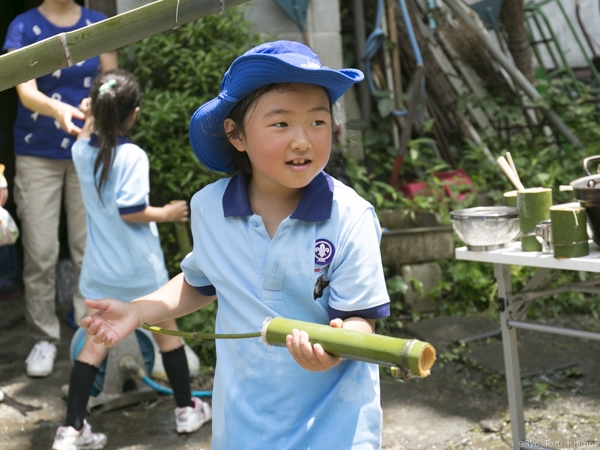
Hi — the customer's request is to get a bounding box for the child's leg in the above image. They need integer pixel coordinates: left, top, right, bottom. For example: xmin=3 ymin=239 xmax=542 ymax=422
xmin=65 ymin=309 xmax=108 ymax=430
xmin=152 ymin=319 xmax=193 ymax=408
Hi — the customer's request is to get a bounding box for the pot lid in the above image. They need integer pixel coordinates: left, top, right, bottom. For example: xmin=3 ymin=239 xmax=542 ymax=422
xmin=570 ymin=173 xmax=600 ymax=189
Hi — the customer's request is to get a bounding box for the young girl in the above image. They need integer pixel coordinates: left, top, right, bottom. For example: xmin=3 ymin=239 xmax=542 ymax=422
xmin=82 ymin=42 xmax=391 ymax=449
xmin=52 ymin=69 xmax=211 ymax=450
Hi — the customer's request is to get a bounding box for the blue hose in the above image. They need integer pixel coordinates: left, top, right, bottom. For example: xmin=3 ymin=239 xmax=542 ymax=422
xmin=361 ymin=0 xmax=425 ymax=117
xmin=141 ymin=376 xmax=212 ymax=397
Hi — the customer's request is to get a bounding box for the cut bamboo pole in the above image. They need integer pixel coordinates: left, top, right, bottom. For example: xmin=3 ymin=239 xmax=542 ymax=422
xmin=143 ymin=317 xmax=437 ymax=382
xmin=0 ymin=0 xmax=249 ymax=92
xmin=262 ymin=317 xmax=436 ymax=381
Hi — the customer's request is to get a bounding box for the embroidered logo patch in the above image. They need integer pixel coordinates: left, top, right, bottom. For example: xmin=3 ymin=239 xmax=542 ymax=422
xmin=314 ymin=239 xmax=334 ymax=265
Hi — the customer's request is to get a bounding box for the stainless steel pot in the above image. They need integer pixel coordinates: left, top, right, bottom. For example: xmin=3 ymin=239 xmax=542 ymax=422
xmin=570 ymin=156 xmax=600 ymax=246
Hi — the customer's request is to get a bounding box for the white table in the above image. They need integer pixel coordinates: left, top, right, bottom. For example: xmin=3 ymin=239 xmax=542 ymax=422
xmin=455 ymin=242 xmax=600 ymax=450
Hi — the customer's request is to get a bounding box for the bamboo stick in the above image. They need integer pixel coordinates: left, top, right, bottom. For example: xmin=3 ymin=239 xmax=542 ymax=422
xmin=505 ymin=152 xmax=521 ymax=183
xmin=0 ymin=0 xmax=249 ymax=92
xmin=497 ymin=156 xmax=526 ymax=191
xmin=262 ymin=317 xmax=436 ymax=381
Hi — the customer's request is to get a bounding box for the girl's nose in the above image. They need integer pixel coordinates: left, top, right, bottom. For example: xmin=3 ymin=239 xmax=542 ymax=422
xmin=290 ymin=127 xmax=311 ymax=152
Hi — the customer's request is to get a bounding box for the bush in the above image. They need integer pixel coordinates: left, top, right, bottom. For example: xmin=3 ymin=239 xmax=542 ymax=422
xmin=120 ymin=7 xmax=263 ymax=367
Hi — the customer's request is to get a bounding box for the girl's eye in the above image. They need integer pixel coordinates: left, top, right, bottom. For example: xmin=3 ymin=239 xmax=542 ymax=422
xmin=273 ymin=122 xmax=288 ymax=128
xmin=312 ymin=120 xmax=326 ymax=126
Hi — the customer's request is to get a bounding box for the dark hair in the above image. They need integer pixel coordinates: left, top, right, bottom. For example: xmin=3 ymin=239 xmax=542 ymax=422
xmin=224 ymin=83 xmax=334 ymax=176
xmin=89 ymin=69 xmax=141 ymax=199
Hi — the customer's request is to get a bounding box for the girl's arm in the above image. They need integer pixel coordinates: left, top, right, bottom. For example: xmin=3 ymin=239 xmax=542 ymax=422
xmin=121 ymin=201 xmax=189 ymax=224
xmin=82 ymin=272 xmax=216 ymax=348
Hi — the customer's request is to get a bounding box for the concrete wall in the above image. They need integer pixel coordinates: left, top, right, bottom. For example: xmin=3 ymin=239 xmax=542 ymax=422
xmin=526 ymin=0 xmax=599 ymax=70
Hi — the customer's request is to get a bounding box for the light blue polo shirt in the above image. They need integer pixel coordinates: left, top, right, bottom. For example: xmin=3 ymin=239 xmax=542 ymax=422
xmin=72 ymin=137 xmax=169 ymax=301
xmin=182 ymin=171 xmax=390 ymax=450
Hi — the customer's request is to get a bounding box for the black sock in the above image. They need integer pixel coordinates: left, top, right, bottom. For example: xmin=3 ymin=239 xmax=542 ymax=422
xmin=161 ymin=345 xmax=193 ymax=408
xmin=65 ymin=360 xmax=98 ymax=430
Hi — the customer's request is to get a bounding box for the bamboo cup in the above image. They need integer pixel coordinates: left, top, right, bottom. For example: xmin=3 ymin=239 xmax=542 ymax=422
xmin=517 ymin=188 xmax=552 ymax=251
xmin=504 ymin=190 xmax=518 ymax=207
xmin=549 ymin=204 xmax=589 ymax=259
xmin=261 ymin=317 xmax=436 ymax=381
xmin=170 ymin=200 xmax=192 ymax=256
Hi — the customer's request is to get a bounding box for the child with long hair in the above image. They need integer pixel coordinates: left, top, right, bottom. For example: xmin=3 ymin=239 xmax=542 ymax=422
xmin=52 ymin=69 xmax=211 ymax=450
xmin=81 ymin=42 xmax=390 ymax=449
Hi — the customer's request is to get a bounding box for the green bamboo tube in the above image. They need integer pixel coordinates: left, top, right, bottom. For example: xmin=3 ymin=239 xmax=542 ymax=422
xmin=504 ymin=190 xmax=518 ymax=207
xmin=550 ymin=204 xmax=589 ymax=259
xmin=170 ymin=200 xmax=192 ymax=256
xmin=517 ymin=188 xmax=552 ymax=251
xmin=0 ymin=0 xmax=250 ymax=92
xmin=262 ymin=317 xmax=436 ymax=381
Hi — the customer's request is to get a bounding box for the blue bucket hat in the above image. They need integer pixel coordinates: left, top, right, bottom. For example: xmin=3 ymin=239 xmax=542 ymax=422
xmin=189 ymin=40 xmax=364 ymax=172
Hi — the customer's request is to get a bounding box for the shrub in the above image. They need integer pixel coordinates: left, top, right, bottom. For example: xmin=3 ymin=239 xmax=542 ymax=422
xmin=120 ymin=7 xmax=263 ymax=367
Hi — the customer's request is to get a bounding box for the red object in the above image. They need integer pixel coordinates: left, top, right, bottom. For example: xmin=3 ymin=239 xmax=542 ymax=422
xmin=396 ymin=169 xmax=474 ymax=200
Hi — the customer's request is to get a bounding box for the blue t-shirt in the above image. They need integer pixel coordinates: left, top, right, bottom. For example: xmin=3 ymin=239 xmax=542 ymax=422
xmin=181 ymin=172 xmax=390 ymax=450
xmin=3 ymin=7 xmax=106 ymax=160
xmin=72 ymin=137 xmax=169 ymax=301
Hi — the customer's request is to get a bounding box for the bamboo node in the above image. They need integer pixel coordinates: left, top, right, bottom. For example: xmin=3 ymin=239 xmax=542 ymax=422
xmin=58 ymin=33 xmax=73 ymax=67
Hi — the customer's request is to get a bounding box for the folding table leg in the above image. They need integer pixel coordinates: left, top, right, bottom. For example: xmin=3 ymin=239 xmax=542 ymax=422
xmin=495 ymin=263 xmax=526 ymax=449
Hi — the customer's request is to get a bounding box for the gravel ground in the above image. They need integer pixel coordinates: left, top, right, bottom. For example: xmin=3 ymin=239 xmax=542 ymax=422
xmin=1 ymin=294 xmax=599 ymax=449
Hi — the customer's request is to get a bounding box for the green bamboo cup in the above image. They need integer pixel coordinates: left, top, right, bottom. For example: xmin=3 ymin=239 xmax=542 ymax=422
xmin=517 ymin=188 xmax=552 ymax=251
xmin=504 ymin=190 xmax=518 ymax=207
xmin=170 ymin=200 xmax=192 ymax=256
xmin=262 ymin=317 xmax=436 ymax=381
xmin=549 ymin=204 xmax=589 ymax=259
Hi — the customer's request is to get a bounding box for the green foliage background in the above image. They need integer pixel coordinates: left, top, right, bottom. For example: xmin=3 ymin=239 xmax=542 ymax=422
xmin=120 ymin=7 xmax=263 ymax=367
xmin=116 ymin=4 xmax=600 ymax=369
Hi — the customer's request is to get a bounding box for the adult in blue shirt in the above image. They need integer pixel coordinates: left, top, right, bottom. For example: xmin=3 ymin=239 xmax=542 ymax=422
xmin=2 ymin=0 xmax=117 ymax=378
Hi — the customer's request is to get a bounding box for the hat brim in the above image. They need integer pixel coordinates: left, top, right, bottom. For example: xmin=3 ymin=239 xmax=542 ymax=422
xmin=189 ymin=53 xmax=364 ymax=173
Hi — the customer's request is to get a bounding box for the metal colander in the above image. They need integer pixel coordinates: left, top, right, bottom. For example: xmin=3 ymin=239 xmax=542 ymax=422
xmin=450 ymin=206 xmax=520 ymax=251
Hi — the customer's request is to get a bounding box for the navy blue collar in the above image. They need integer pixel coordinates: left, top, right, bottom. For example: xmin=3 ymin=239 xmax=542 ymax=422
xmin=223 ymin=172 xmax=334 ymax=222
xmin=88 ymin=134 xmax=131 ymax=147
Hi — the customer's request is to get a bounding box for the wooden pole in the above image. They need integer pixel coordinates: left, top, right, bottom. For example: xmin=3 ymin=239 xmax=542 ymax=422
xmin=0 ymin=0 xmax=250 ymax=92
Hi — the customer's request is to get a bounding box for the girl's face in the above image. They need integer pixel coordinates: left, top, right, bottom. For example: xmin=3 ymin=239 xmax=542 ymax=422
xmin=225 ymin=83 xmax=332 ymax=194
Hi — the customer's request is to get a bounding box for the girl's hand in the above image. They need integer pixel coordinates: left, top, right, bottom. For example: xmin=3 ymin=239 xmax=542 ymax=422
xmin=286 ymin=319 xmax=343 ymax=372
xmin=80 ymin=299 xmax=142 ymax=348
xmin=164 ymin=200 xmax=189 ymax=223
xmin=79 ymin=97 xmax=92 ymax=118
xmin=0 ymin=187 xmax=8 ymax=207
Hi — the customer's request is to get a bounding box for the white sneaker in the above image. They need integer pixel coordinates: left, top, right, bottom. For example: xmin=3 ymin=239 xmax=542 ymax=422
xmin=175 ymin=398 xmax=212 ymax=434
xmin=25 ymin=341 xmax=57 ymax=377
xmin=52 ymin=420 xmax=107 ymax=450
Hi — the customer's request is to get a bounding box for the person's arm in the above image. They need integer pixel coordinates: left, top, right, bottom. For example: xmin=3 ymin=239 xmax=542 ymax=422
xmin=82 ymin=272 xmax=216 ymax=347
xmin=0 ymin=164 xmax=8 ymax=207
xmin=99 ymin=51 xmax=118 ymax=72
xmin=15 ymin=79 xmax=86 ymax=135
xmin=121 ymin=200 xmax=189 ymax=224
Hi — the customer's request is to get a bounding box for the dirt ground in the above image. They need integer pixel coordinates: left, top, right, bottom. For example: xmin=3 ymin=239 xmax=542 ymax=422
xmin=1 ymin=293 xmax=599 ymax=450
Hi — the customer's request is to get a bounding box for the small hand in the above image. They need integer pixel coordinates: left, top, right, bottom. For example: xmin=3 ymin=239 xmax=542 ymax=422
xmin=80 ymin=299 xmax=141 ymax=348
xmin=165 ymin=200 xmax=189 ymax=223
xmin=79 ymin=97 xmax=92 ymax=117
xmin=0 ymin=188 xmax=7 ymax=207
xmin=286 ymin=319 xmax=343 ymax=372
